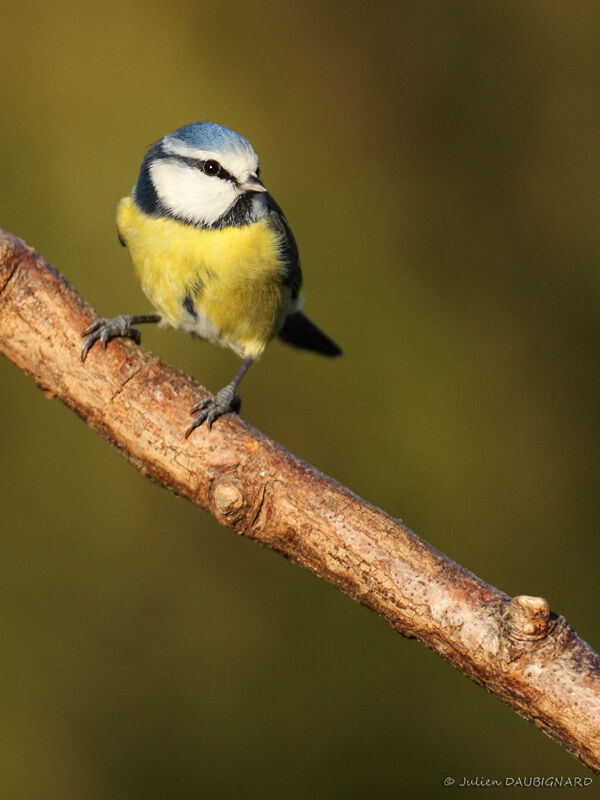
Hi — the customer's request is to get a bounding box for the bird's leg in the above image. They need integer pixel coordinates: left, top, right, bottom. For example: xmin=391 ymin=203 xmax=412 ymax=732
xmin=81 ymin=314 xmax=162 ymax=361
xmin=186 ymin=356 xmax=254 ymax=436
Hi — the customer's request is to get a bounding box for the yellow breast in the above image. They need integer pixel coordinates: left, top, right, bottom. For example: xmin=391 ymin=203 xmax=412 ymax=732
xmin=116 ymin=196 xmax=291 ymax=358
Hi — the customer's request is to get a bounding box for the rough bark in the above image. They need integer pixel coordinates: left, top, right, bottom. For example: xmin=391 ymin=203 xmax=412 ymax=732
xmin=0 ymin=229 xmax=598 ymax=772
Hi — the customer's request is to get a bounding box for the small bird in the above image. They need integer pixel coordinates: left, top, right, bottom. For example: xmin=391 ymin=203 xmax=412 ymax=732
xmin=81 ymin=121 xmax=341 ymax=435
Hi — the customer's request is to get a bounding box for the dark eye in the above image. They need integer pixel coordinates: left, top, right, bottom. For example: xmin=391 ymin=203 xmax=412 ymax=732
xmin=202 ymin=160 xmax=221 ymax=176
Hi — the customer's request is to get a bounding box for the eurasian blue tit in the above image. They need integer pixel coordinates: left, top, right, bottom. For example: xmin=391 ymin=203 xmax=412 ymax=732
xmin=81 ymin=121 xmax=341 ymax=434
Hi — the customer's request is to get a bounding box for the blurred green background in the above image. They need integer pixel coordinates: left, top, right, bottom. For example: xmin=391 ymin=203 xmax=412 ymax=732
xmin=1 ymin=0 xmax=599 ymax=797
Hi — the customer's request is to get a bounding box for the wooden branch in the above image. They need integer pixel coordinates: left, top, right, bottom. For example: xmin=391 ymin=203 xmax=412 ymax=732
xmin=1 ymin=228 xmax=599 ymax=772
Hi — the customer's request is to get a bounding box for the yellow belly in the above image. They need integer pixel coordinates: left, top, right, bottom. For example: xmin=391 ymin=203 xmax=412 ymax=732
xmin=117 ymin=196 xmax=290 ymax=358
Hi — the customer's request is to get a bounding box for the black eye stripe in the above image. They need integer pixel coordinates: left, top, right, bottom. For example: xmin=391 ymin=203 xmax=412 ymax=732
xmin=175 ymin=155 xmax=235 ymax=183
xmin=197 ymin=159 xmax=232 ymax=181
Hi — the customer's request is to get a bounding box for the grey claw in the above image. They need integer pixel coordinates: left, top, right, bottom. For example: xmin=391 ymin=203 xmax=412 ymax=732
xmin=80 ymin=315 xmax=142 ymax=362
xmin=82 ymin=320 xmax=102 ymax=337
xmin=205 ymin=408 xmax=220 ymax=431
xmin=185 ymin=385 xmax=240 ymax=437
xmin=80 ymin=337 xmax=95 ymax=362
xmin=190 ymin=396 xmax=212 ymax=414
xmin=185 ymin=409 xmax=209 ymax=438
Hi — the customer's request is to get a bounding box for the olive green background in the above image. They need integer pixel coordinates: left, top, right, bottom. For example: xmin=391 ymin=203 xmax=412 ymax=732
xmin=1 ymin=1 xmax=598 ymax=797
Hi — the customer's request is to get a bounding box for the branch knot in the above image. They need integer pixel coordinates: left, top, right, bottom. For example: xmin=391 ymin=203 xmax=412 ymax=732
xmin=212 ymin=477 xmax=246 ymax=524
xmin=504 ymin=595 xmax=553 ymax=642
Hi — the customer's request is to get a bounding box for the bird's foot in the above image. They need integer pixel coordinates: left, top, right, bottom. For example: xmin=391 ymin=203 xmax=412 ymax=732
xmin=186 ymin=383 xmax=242 ymax=436
xmin=81 ymin=315 xmax=142 ymax=361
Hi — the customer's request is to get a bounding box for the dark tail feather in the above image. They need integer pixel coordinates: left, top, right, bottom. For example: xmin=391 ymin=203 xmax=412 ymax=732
xmin=278 ymin=311 xmax=342 ymax=357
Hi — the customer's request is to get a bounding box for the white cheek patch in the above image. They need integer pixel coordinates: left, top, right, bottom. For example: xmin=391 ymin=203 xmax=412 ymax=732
xmin=150 ymin=159 xmax=238 ymax=226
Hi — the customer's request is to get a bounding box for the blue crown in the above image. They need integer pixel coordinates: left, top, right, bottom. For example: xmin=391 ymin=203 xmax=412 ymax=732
xmin=168 ymin=121 xmax=254 ymax=154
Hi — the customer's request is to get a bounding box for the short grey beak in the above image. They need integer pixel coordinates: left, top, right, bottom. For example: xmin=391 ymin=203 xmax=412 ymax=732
xmin=241 ymin=173 xmax=267 ymax=193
